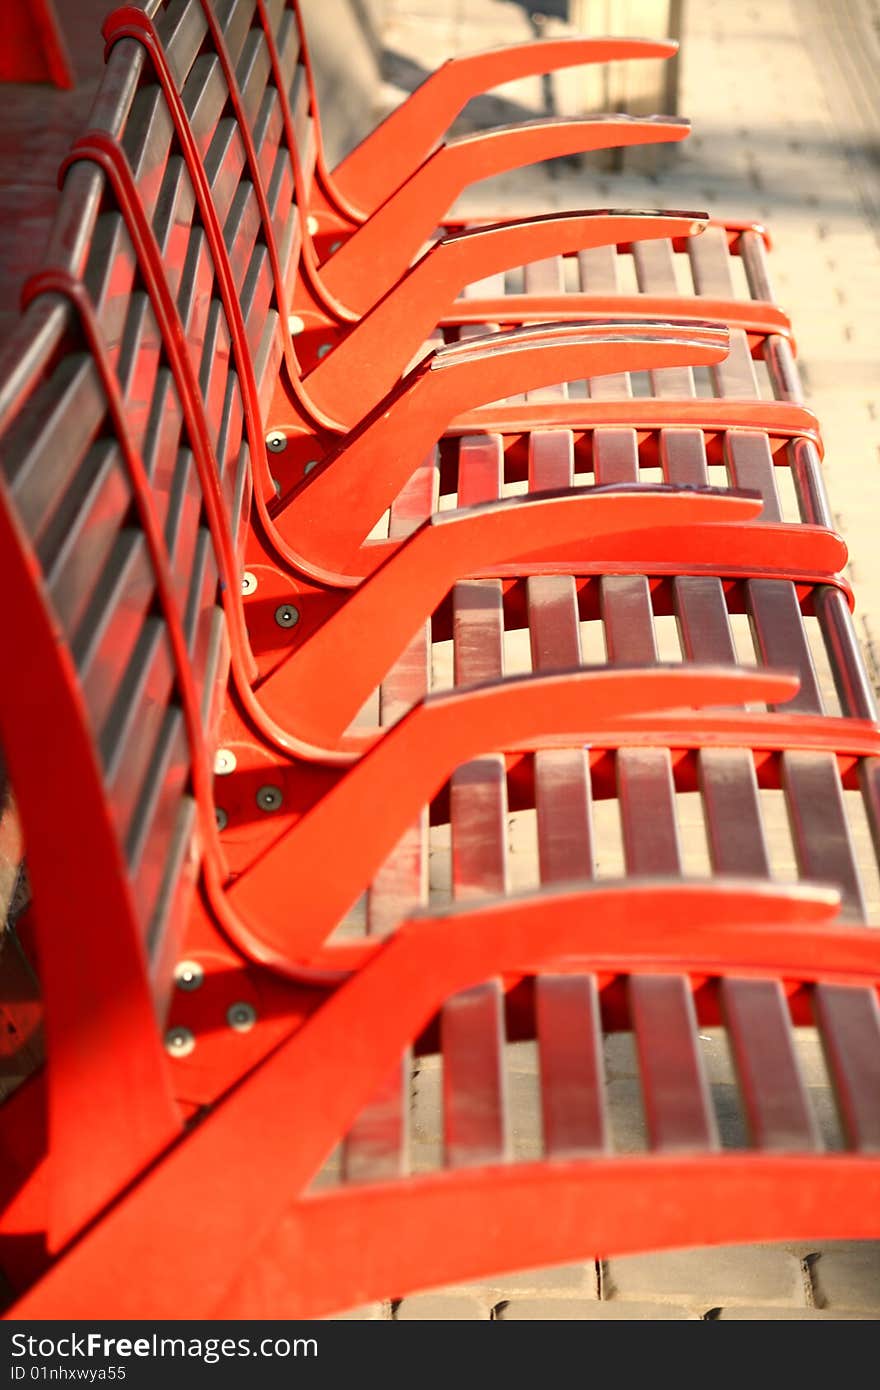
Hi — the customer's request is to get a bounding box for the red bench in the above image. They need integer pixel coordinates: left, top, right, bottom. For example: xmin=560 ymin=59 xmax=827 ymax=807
xmin=0 ymin=0 xmax=878 ymax=1320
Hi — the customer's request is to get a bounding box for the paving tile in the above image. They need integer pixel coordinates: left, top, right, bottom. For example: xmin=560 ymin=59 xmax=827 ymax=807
xmin=603 ymin=1247 xmax=807 ymax=1307
xmin=395 ymin=1295 xmax=489 ymax=1320
xmin=809 ymin=1243 xmax=880 ymax=1312
xmin=498 ymin=1299 xmax=697 ymax=1320
xmin=714 ymin=1305 xmax=876 ymax=1320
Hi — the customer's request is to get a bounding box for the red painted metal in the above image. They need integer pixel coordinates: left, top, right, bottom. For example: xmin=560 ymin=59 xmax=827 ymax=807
xmin=0 ymin=0 xmax=74 ymax=89
xmin=0 ymin=293 xmax=184 ymax=1249
xmin=10 ymin=879 xmax=880 ymax=1320
xmin=319 ymin=117 xmax=693 ymax=316
xmin=1 ymin=0 xmax=879 ymax=1323
xmin=305 ymin=211 xmax=733 ymax=424
xmin=332 ymin=37 xmax=681 ymax=216
xmin=253 ymin=486 xmax=850 ymax=750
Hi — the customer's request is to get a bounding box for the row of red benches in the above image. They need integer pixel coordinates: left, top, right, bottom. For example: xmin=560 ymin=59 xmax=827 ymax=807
xmin=0 ymin=0 xmax=878 ymax=1318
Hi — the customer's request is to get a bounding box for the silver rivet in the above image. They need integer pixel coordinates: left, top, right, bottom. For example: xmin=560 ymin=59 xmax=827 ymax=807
xmin=241 ymin=570 xmax=257 ymax=595
xmin=329 ymin=239 xmax=342 ymax=253
xmin=303 ymin=459 xmax=319 ymax=475
xmin=266 ymin=430 xmax=287 ymax=453
xmin=214 ymin=748 xmax=237 ymax=775
xmin=256 ymin=784 xmax=283 ymax=812
xmin=227 ymin=1002 xmax=257 ymax=1033
xmin=271 ymin=477 xmax=282 ymax=497
xmin=317 ymin=343 xmax=331 ymax=359
xmin=274 ymin=603 xmax=299 ymax=628
xmin=215 ymin=808 xmax=228 ymax=832
xmin=175 ymin=960 xmax=204 ymax=992
xmin=306 ymin=215 xmax=319 ymax=235
xmin=165 ymin=1026 xmax=195 ymax=1057
xmin=288 ymin=314 xmax=305 ymax=336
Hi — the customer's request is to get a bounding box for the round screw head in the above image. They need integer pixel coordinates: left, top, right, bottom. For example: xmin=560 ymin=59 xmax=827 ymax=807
xmin=316 ymin=343 xmax=331 ymax=359
xmin=303 ymin=459 xmax=319 ymax=475
xmin=214 ymin=748 xmax=237 ymax=776
xmin=227 ymin=1002 xmax=257 ymax=1033
xmin=215 ymin=807 xmax=228 ymax=832
xmin=266 ymin=430 xmax=287 ymax=453
xmin=174 ymin=960 xmax=204 ymax=992
xmin=165 ymin=1026 xmax=195 ymax=1057
xmin=241 ymin=570 xmax=257 ymax=595
xmin=271 ymin=477 xmax=282 ymax=498
xmin=288 ymin=314 xmax=305 ymax=336
xmin=329 ymin=239 xmax=342 ymax=254
xmin=274 ymin=603 xmax=299 ymax=629
xmin=256 ymin=784 xmax=283 ymax=812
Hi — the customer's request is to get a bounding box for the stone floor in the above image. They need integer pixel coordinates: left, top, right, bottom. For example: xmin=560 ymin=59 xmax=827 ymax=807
xmin=311 ymin=0 xmax=880 ymax=1320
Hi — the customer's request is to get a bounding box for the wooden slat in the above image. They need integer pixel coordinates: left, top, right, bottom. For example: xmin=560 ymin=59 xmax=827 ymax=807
xmin=367 ymin=450 xmax=437 ymax=935
xmin=577 ymin=245 xmax=630 ymax=399
xmin=722 ymin=978 xmax=819 ymax=1150
xmin=442 ymin=980 xmax=508 ymax=1166
xmin=593 ymin=427 xmax=639 ymax=485
xmin=630 ymin=974 xmax=719 ymax=1151
xmin=699 ymin=749 xmax=771 ymax=877
xmin=527 ymin=430 xmax=594 ymax=883
xmin=536 ymin=974 xmax=608 ymax=1155
xmin=434 ymin=435 xmax=509 ymax=1169
xmin=633 ymin=239 xmax=694 ymax=396
xmin=713 ymin=326 xmax=759 ymax=400
xmin=814 ymin=984 xmax=880 ymax=1151
xmin=343 ymin=1056 xmax=410 ymax=1182
xmin=673 ymin=574 xmax=738 ymax=665
xmin=747 ymin=579 xmax=822 ymax=711
xmin=659 ymin=427 xmax=710 ymax=487
xmin=688 ymin=223 xmax=736 ymax=297
xmin=725 ymin=430 xmax=782 ymax=520
xmin=782 ymin=752 xmax=866 ymax=920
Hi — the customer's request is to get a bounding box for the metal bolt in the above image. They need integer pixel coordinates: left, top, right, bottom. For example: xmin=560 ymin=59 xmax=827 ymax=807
xmin=256 ymin=784 xmax=283 ymax=812
xmin=271 ymin=477 xmax=282 ymax=498
xmin=274 ymin=603 xmax=299 ymax=629
xmin=303 ymin=459 xmax=319 ymax=475
xmin=266 ymin=430 xmax=288 ymax=453
xmin=175 ymin=960 xmax=204 ymax=992
xmin=241 ymin=570 xmax=257 ymax=595
xmin=329 ymin=239 xmax=342 ymax=254
xmin=316 ymin=343 xmax=331 ymax=359
xmin=288 ymin=314 xmax=305 ymax=336
xmin=227 ymin=1002 xmax=257 ymax=1033
xmin=215 ymin=808 xmax=228 ymax=832
xmin=165 ymin=1026 xmax=195 ymax=1057
xmin=306 ymin=215 xmax=319 ymax=235
xmin=214 ymin=748 xmax=237 ymax=776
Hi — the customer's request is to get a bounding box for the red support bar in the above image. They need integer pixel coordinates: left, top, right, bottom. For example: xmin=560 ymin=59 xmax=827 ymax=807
xmin=254 ymin=487 xmax=849 ymax=750
xmin=304 ymin=210 xmax=714 ymax=424
xmin=14 ymin=878 xmax=880 ymax=1320
xmin=320 ymin=116 xmax=693 ymax=315
xmin=227 ymin=665 xmax=802 ymax=969
xmin=443 ymin=292 xmax=792 ymax=343
xmin=331 ymin=37 xmax=682 ymax=218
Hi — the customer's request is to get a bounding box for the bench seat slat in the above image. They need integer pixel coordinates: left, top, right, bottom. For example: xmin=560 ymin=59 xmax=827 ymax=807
xmin=814 ymin=985 xmax=880 ymax=1151
xmin=536 ymin=974 xmax=608 ymax=1155
xmin=721 ymin=978 xmax=820 ymax=1150
xmin=442 ymin=981 xmax=508 ymax=1167
xmin=630 ymin=974 xmax=719 ymax=1152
